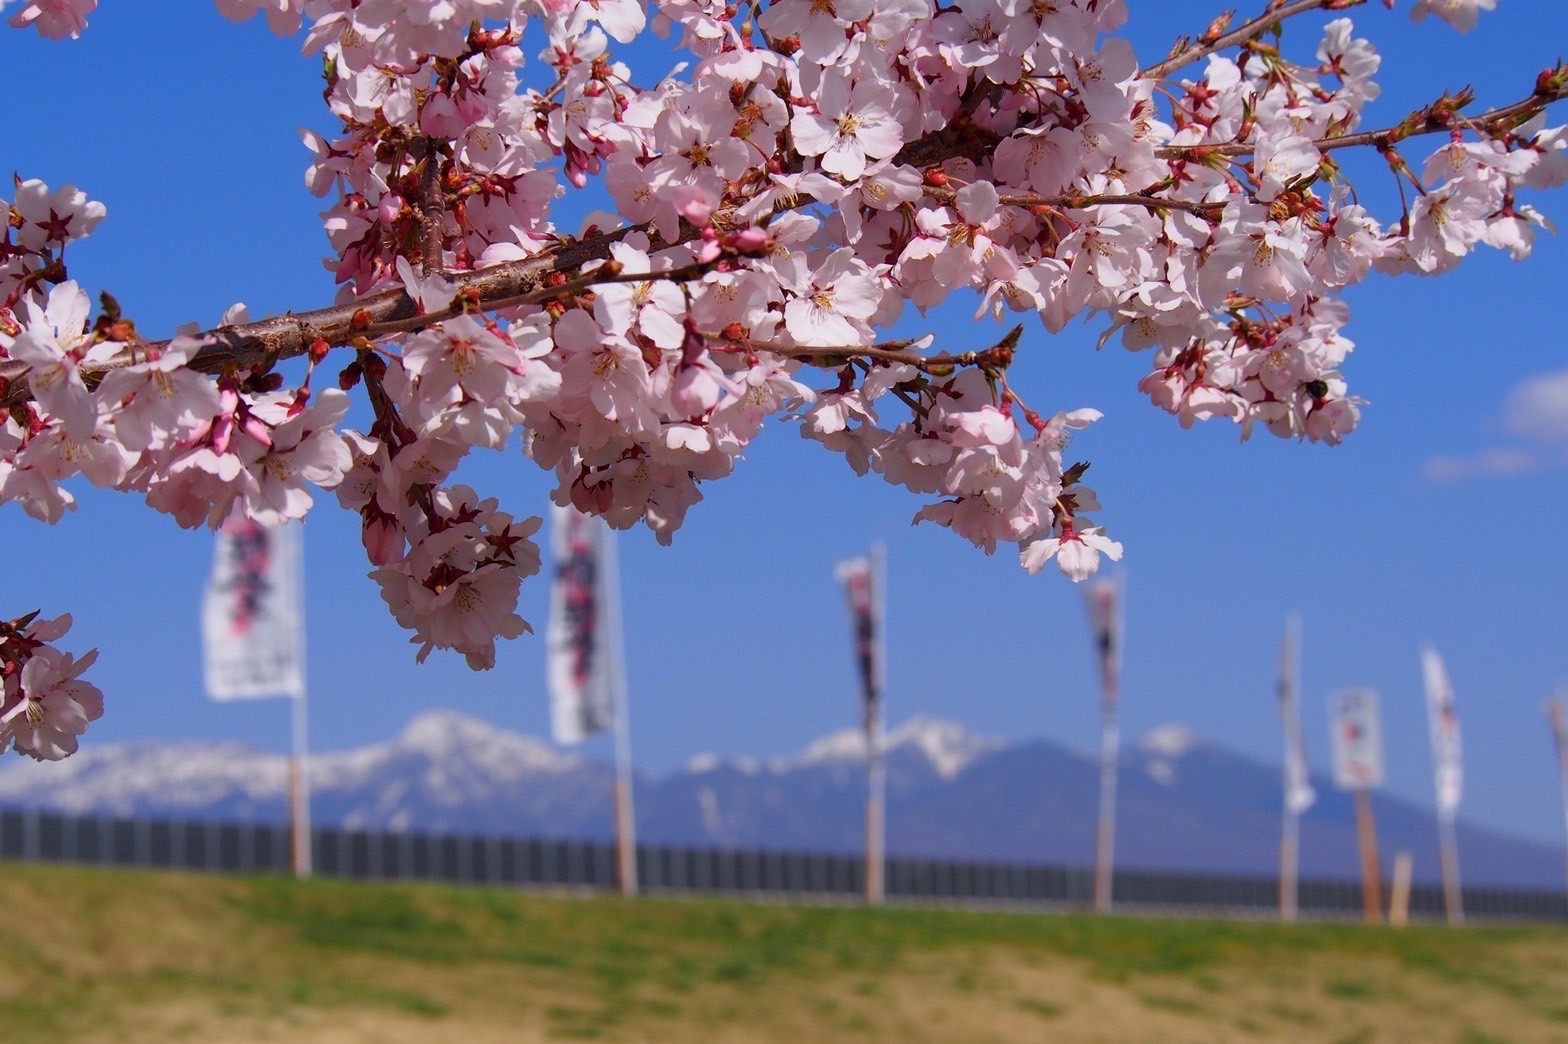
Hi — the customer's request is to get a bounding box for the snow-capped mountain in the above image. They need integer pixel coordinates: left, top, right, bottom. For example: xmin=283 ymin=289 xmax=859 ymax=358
xmin=0 ymin=711 xmax=604 ymax=835
xmin=685 ymin=715 xmax=1008 ymax=781
xmin=2 ymin=711 xmax=1563 ymax=889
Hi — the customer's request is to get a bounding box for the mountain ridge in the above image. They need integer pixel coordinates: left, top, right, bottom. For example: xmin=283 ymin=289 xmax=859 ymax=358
xmin=1 ymin=709 xmax=1561 ymax=889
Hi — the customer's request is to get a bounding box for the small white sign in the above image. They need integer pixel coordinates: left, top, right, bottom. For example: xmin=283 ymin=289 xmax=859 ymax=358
xmin=202 ymin=517 xmax=305 ymax=701
xmin=1329 ymin=688 xmax=1384 ymax=791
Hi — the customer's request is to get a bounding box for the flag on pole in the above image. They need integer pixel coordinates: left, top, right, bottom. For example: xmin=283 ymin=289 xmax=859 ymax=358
xmin=836 ymin=556 xmax=880 ymax=723
xmin=1277 ymin=616 xmax=1315 ymax=815
xmin=202 ymin=516 xmax=305 ymax=700
xmin=1421 ymin=646 xmax=1463 ymax=817
xmin=547 ymin=503 xmax=616 ymax=746
xmin=1549 ymin=694 xmax=1568 ymax=772
xmin=1083 ymin=573 xmax=1123 ymax=913
xmin=1085 ymin=578 xmax=1121 ymax=706
xmin=546 ymin=502 xmax=637 ymax=895
xmin=1545 ymin=693 xmax=1568 ymax=845
xmin=1329 ymin=688 xmax=1384 ymax=791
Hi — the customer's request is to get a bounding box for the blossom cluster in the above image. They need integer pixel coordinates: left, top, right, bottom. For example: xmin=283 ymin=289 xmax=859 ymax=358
xmin=3 ymin=0 xmax=1564 ymax=755
xmin=0 ymin=611 xmax=101 ymax=761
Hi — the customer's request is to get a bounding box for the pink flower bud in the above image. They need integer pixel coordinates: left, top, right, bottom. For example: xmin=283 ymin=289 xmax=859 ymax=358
xmin=378 ymin=194 xmax=405 ymax=225
xmin=673 ymin=184 xmax=716 ymax=226
xmin=363 ymin=516 xmax=404 ymax=566
xmin=728 ymin=228 xmax=771 ymax=255
xmin=673 ymin=364 xmax=722 ymax=417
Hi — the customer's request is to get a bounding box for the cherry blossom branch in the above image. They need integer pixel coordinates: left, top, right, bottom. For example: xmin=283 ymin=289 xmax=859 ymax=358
xmin=715 ymin=326 xmax=1022 ymax=373
xmin=1143 ymin=0 xmax=1358 ymax=81
xmin=415 ymin=138 xmax=446 ymax=277
xmin=924 ymin=186 xmax=1222 ymax=218
xmin=0 ymin=220 xmax=674 ymax=407
xmin=1155 ymin=78 xmax=1568 ymax=158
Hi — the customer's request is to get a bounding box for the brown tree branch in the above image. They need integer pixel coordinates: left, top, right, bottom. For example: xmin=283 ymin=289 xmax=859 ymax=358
xmin=416 ymin=138 xmax=447 ymax=277
xmin=1155 ymin=81 xmax=1568 ymax=158
xmin=1142 ymin=0 xmax=1359 ymax=81
xmin=924 ymin=186 xmax=1222 ymax=218
xmin=715 ymin=326 xmax=1022 ymax=373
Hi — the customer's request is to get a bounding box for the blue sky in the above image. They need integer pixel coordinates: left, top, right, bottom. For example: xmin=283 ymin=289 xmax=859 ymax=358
xmin=6 ymin=4 xmax=1568 ymax=857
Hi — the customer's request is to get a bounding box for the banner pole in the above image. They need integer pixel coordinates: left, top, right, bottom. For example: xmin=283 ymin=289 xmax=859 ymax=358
xmin=290 ymin=524 xmax=311 ymax=880
xmin=605 ymin=527 xmax=637 ymax=898
xmin=1548 ymin=693 xmax=1568 ymax=904
xmin=1278 ymin=613 xmax=1302 ymax=923
xmin=1091 ymin=571 xmax=1123 ymax=914
xmin=864 ymin=542 xmax=886 ymax=907
xmin=1438 ymin=809 xmax=1463 ymax=925
xmin=1354 ymin=787 xmax=1383 ymax=925
xmin=1280 ymin=806 xmax=1299 ymax=923
xmin=290 ymin=688 xmax=312 ymax=878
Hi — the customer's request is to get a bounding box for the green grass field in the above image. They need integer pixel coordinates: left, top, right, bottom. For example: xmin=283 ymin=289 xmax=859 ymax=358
xmin=5 ymin=862 xmax=1568 ymax=1042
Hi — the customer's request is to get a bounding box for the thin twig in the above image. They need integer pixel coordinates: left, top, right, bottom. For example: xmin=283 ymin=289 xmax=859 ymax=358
xmin=1143 ymin=0 xmax=1355 ymax=81
xmin=1155 ymin=82 xmax=1568 ymax=158
xmin=925 ymin=186 xmax=1222 ymax=218
xmin=417 ymin=138 xmax=447 ymax=277
xmin=715 ymin=326 xmax=1023 ymax=373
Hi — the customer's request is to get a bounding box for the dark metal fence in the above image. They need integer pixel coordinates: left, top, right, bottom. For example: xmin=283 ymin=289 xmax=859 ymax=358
xmin=3 ymin=807 xmax=1564 ymax=923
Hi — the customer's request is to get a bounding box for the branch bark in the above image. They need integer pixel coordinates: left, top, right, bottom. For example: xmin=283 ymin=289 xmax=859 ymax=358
xmin=1142 ymin=0 xmax=1357 ymax=81
xmin=1155 ymin=82 xmax=1568 ymax=158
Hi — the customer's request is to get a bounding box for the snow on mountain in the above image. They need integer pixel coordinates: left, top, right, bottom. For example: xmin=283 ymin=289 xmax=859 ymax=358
xmin=5 ymin=711 xmax=1566 ymax=889
xmin=888 ymin=716 xmax=1008 ymax=779
xmin=690 ymin=715 xmax=1005 ymax=779
xmin=0 ymin=741 xmax=286 ymax=816
xmin=0 ymin=710 xmax=583 ymax=820
xmin=1137 ymin=723 xmax=1203 ymax=787
xmin=1139 ymin=723 xmax=1201 ymax=758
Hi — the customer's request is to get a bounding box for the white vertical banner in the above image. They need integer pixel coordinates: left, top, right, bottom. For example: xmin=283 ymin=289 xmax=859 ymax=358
xmin=1547 ymin=693 xmax=1568 ymax=898
xmin=1420 ymin=646 xmax=1464 ymax=924
xmin=547 ymin=502 xmax=637 ymax=895
xmin=1084 ymin=572 xmax=1124 ymax=914
xmin=1086 ymin=578 xmax=1121 ymax=710
xmin=201 ymin=516 xmax=310 ymax=877
xmin=1275 ymin=614 xmax=1312 ymax=924
xmin=1278 ymin=615 xmax=1315 ymax=816
xmin=1329 ymin=688 xmax=1384 ymax=792
xmin=547 ymin=503 xmax=615 ymax=746
xmin=1420 ymin=646 xmax=1463 ymax=817
xmin=836 ymin=548 xmax=885 ymax=905
xmin=202 ymin=517 xmax=305 ymax=700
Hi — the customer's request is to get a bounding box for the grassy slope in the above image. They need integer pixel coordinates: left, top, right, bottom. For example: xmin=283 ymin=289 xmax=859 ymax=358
xmin=5 ymin=863 xmax=1568 ymax=1043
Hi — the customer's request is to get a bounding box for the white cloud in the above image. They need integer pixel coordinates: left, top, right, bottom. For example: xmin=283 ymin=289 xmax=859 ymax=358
xmin=1422 ymin=448 xmax=1542 ymax=483
xmin=1422 ymin=368 xmax=1568 ymax=482
xmin=1505 ymin=367 xmax=1568 ymax=442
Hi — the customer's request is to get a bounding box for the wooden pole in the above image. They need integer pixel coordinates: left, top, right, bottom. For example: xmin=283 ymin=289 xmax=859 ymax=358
xmin=288 ymin=691 xmax=312 ymax=878
xmin=612 ymin=775 xmax=636 ymax=897
xmin=1354 ymin=788 xmax=1383 ymax=924
xmin=1279 ymin=808 xmax=1299 ymax=923
xmin=864 ymin=543 xmax=887 ymax=907
xmin=1093 ymin=698 xmax=1119 ymax=913
xmin=1389 ymin=851 xmax=1413 ymax=928
xmin=1438 ymin=811 xmax=1464 ymax=925
xmin=286 ymin=522 xmax=312 ymax=879
xmin=606 ymin=528 xmax=638 ymax=898
xmin=1548 ymin=693 xmax=1568 ymax=904
xmin=1278 ymin=613 xmax=1302 ymax=923
xmin=865 ymin=733 xmax=885 ymax=906
xmin=1091 ymin=572 xmax=1124 ymax=915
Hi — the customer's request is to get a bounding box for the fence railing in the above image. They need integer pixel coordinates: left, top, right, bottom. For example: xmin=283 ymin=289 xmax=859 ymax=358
xmin=3 ymin=808 xmax=1564 ymax=923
